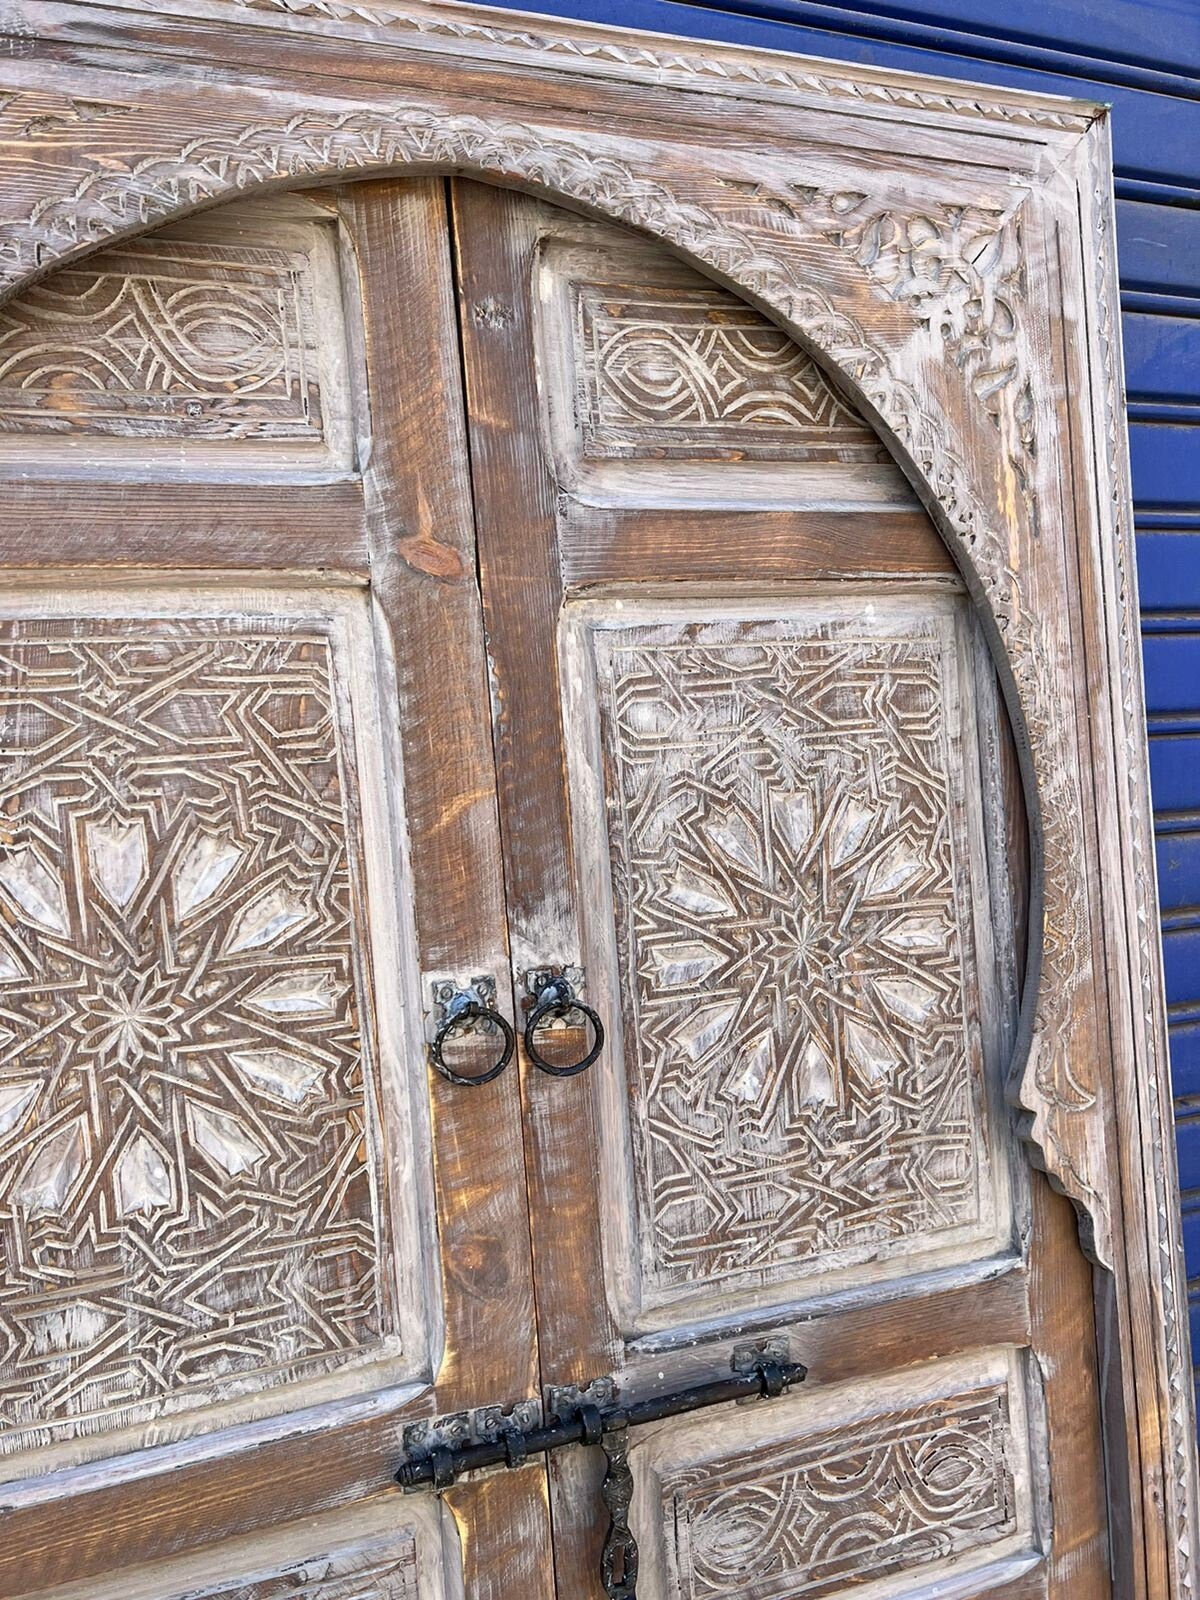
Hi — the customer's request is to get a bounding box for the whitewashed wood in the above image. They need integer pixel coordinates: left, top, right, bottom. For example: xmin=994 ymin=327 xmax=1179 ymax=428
xmin=0 ymin=4 xmax=1185 ymax=1590
xmin=0 ymin=196 xmax=353 ymax=479
xmin=24 ymin=1492 xmax=458 ymax=1600
xmin=0 ymin=576 xmax=437 ymax=1479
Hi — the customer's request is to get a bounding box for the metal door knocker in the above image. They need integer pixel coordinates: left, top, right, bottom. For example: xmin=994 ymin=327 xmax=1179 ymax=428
xmin=429 ymin=977 xmax=516 ymax=1087
xmin=522 ymin=966 xmax=605 ymax=1078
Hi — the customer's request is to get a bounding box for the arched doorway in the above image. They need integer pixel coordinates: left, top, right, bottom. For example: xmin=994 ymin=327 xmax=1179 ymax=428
xmin=0 ymin=172 xmax=1110 ymax=1598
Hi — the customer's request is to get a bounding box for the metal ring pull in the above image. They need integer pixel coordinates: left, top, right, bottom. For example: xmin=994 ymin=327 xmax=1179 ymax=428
xmin=522 ymin=970 xmax=605 ymax=1079
xmin=429 ymin=985 xmax=516 ymax=1087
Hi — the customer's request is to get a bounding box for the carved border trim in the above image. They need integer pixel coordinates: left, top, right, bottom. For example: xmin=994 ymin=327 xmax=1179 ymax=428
xmin=1082 ymin=130 xmax=1199 ymax=1593
xmin=205 ymin=0 xmax=1094 ymax=132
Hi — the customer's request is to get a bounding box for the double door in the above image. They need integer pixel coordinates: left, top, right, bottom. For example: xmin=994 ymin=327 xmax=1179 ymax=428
xmin=0 ymin=176 xmax=1108 ymax=1599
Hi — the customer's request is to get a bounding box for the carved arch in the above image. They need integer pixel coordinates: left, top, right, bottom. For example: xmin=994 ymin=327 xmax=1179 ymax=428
xmin=0 ymin=102 xmax=1100 ymax=1262
xmin=0 ymin=12 xmax=1189 ymax=1589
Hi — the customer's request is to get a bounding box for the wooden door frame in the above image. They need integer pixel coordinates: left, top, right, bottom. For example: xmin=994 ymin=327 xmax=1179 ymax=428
xmin=0 ymin=0 xmax=1191 ymax=1589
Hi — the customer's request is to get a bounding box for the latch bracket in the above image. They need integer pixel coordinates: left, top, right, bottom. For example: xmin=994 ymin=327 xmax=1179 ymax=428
xmin=395 ymin=1341 xmax=806 ymax=1599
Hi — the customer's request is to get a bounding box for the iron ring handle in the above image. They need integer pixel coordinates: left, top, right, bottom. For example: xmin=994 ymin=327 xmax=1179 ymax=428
xmin=430 ymin=1001 xmax=515 ymax=1087
xmin=523 ymin=995 xmax=605 ymax=1078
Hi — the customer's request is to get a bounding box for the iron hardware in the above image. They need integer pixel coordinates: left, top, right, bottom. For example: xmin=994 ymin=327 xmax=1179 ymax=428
xmin=522 ymin=965 xmax=605 ymax=1078
xmin=395 ymin=1342 xmax=806 ymax=1598
xmin=429 ymin=978 xmax=515 ymax=1087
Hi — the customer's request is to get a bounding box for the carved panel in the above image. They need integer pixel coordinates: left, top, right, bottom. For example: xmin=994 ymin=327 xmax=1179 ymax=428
xmin=0 ymin=200 xmax=352 ymax=469
xmin=659 ymin=1383 xmax=1018 ymax=1599
xmin=0 ymin=607 xmax=404 ymax=1459
xmin=574 ymin=596 xmax=1000 ymax=1314
xmin=0 ymin=241 xmax=319 ymax=438
xmin=572 ymin=281 xmax=884 ymax=463
xmin=74 ymin=1504 xmax=459 ymax=1600
xmin=534 ymin=229 xmax=911 ymax=507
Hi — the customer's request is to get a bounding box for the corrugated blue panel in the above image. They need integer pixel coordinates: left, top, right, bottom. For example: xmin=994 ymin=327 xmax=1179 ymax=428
xmin=680 ymin=0 xmax=1200 ymax=79
xmin=1138 ymin=535 xmax=1200 ymax=611
xmin=1158 ymin=833 xmax=1200 ymax=913
xmin=1165 ymin=928 xmax=1200 ymax=1005
xmin=525 ymin=0 xmax=1200 ymax=1410
xmin=1177 ymin=1102 xmax=1200 ymax=1190
xmin=1130 ymin=425 xmax=1200 ymax=507
xmin=1184 ymin=1203 xmax=1200 ymax=1292
xmin=1118 ymin=203 xmax=1200 ymax=297
xmin=1144 ymin=633 xmax=1200 ymax=713
xmin=1125 ymin=317 xmax=1200 ymax=403
xmin=1173 ymin=1024 xmax=1200 ymax=1098
xmin=1150 ymin=737 xmax=1200 ymax=814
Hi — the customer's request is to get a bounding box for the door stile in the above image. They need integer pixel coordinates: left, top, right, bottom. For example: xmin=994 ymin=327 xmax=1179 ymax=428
xmin=338 ymin=178 xmax=554 ymax=1598
xmin=449 ymin=177 xmax=623 ymax=1595
xmin=448 ymin=177 xmax=622 ymax=1382
xmin=973 ymin=629 xmax=1111 ymax=1596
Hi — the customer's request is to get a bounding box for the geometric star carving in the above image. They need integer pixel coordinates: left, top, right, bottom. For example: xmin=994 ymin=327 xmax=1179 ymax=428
xmin=595 ymin=615 xmax=991 ymax=1298
xmin=0 ymin=623 xmax=385 ymax=1457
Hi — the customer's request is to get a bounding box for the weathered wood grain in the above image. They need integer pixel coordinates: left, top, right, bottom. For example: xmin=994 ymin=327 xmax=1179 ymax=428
xmin=558 ymin=505 xmax=953 ymax=586
xmin=449 ymin=177 xmax=620 ymax=1386
xmin=337 ymin=179 xmax=544 ymax=1431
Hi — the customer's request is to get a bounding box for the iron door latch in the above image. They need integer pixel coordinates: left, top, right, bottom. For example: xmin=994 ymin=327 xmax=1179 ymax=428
xmin=395 ymin=1342 xmax=807 ymax=1599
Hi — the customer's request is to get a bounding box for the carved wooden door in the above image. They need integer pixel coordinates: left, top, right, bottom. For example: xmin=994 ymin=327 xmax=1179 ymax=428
xmin=0 ymin=179 xmax=554 ymax=1600
xmin=0 ymin=168 xmax=1117 ymax=1600
xmin=449 ymin=180 xmax=1114 ymax=1600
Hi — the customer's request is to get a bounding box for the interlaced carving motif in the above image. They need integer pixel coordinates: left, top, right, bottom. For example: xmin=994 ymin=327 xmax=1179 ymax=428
xmin=0 ymin=618 xmax=387 ymax=1454
xmin=0 ymin=234 xmax=322 ymax=439
xmin=594 ymin=615 xmax=990 ymax=1293
xmin=664 ymin=1388 xmax=1014 ymax=1600
xmin=573 ymin=281 xmax=882 ymax=462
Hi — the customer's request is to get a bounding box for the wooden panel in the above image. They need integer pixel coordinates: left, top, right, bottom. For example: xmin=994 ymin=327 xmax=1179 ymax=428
xmin=631 ymin=1351 xmax=1040 ymax=1600
xmin=0 ymin=582 xmax=431 ymax=1477
xmin=570 ymin=278 xmax=883 ymax=463
xmin=0 ymin=197 xmax=353 ymax=475
xmin=534 ymin=223 xmax=915 ymax=509
xmin=558 ymin=506 xmax=955 ymax=586
xmin=142 ymin=1533 xmax=423 ymax=1600
xmin=0 ymin=481 xmax=368 ymax=573
xmin=563 ymin=591 xmax=1008 ymax=1329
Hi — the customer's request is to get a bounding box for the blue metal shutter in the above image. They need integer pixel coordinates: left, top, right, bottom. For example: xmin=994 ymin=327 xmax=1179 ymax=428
xmin=507 ymin=0 xmax=1200 ymax=1430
